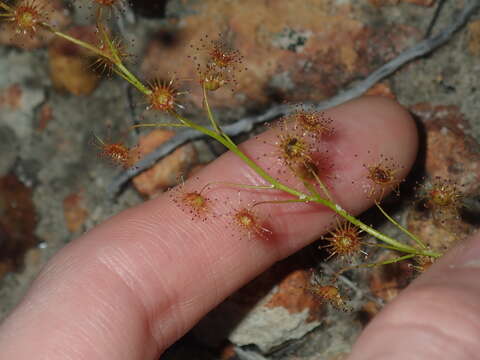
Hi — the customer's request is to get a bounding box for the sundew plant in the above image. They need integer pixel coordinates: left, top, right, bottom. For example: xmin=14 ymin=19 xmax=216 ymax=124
xmin=1 ymin=0 xmax=467 ymax=309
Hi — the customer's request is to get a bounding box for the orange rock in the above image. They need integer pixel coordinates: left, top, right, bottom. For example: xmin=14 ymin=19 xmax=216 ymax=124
xmin=329 ymin=353 xmax=350 ymax=360
xmin=365 ymin=83 xmax=396 ymax=99
xmin=369 ymin=253 xmax=412 ymax=303
xmin=219 ymin=343 xmax=236 ymax=360
xmin=48 ymin=26 xmax=100 ymax=96
xmin=0 ymin=174 xmax=37 ymax=279
xmin=63 ymin=191 xmax=88 ymax=233
xmin=361 ymin=300 xmax=381 ymax=319
xmin=407 ymin=211 xmax=465 ymax=253
xmin=0 ymin=84 xmax=22 ymax=110
xmin=132 ymin=129 xmax=198 ymax=197
xmin=37 ymin=103 xmax=54 ymax=131
xmin=369 ymin=0 xmax=434 ymax=6
xmin=407 ymin=104 xmax=479 ymax=252
xmin=403 ymin=0 xmax=435 ymax=5
xmin=141 ymin=0 xmax=417 ymax=108
xmin=410 ymin=104 xmax=480 ymax=192
xmin=368 ymin=0 xmax=399 ymax=6
xmin=265 ymin=269 xmax=324 ymax=322
xmin=0 ymin=0 xmax=71 ymax=49
xmin=468 ymin=20 xmax=480 ymax=56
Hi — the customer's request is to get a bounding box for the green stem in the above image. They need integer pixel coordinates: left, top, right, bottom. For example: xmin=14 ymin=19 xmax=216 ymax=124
xmin=363 ymin=241 xmax=411 ymax=252
xmin=323 ymin=201 xmax=438 ymax=257
xmin=304 ymin=176 xmax=333 ymax=202
xmin=253 ymin=199 xmax=308 ymax=207
xmin=54 ymin=13 xmax=437 ymax=260
xmin=202 ymin=84 xmax=237 ymax=148
xmin=41 ymin=23 xmax=151 ymax=96
xmin=37 ymin=17 xmax=433 ymax=260
xmin=364 ymin=254 xmax=416 ymax=267
xmin=375 ymin=201 xmax=427 ymax=249
xmin=130 ymin=123 xmax=187 ymax=129
xmin=41 ymin=23 xmax=104 ymax=57
xmin=336 ymin=254 xmax=416 ymax=277
xmin=204 ymin=181 xmax=275 ymax=191
xmin=36 ymin=19 xmax=441 ymax=258
xmin=172 ymin=112 xmax=440 ymax=259
xmin=115 ymin=62 xmax=151 ymax=95
xmin=202 ymin=84 xmax=222 ymax=134
xmin=0 ymin=1 xmax=12 ymax=12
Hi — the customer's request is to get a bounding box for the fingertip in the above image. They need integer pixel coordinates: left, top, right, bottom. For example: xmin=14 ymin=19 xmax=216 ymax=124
xmin=365 ymin=95 xmax=419 ymax=163
xmin=333 ymin=95 xmax=418 ymax=169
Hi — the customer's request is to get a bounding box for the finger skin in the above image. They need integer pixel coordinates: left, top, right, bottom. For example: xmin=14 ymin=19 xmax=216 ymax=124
xmin=0 ymin=97 xmax=417 ymax=360
xmin=349 ymin=232 xmax=480 ymax=360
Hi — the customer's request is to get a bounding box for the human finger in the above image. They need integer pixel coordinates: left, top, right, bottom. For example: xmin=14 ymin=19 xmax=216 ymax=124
xmin=0 ymin=96 xmax=418 ymax=360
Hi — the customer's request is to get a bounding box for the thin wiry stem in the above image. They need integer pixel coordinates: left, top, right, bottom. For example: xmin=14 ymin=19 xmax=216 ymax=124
xmin=425 ymin=0 xmax=448 ymax=37
xmin=108 ymin=0 xmax=480 ymax=195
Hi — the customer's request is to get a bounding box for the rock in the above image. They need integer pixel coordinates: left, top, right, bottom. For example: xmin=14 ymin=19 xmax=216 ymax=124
xmin=368 ymin=0 xmax=400 ymax=6
xmin=0 ymin=84 xmax=22 ymax=110
xmin=141 ymin=0 xmax=420 ymax=109
xmin=407 ymin=104 xmax=480 ymax=252
xmin=63 ymin=190 xmax=88 ymax=233
xmin=37 ymin=103 xmax=54 ymax=131
xmin=368 ymin=252 xmax=412 ymax=303
xmin=328 ymin=354 xmax=349 ymax=360
xmin=48 ymin=26 xmax=101 ymax=96
xmin=403 ymin=0 xmax=435 ymax=6
xmin=0 ymin=126 xmax=19 ymax=176
xmin=0 ymin=83 xmax=45 ymax=139
xmin=365 ymin=83 xmax=396 ymax=99
xmin=219 ymin=343 xmax=236 ymax=360
xmin=410 ymin=104 xmax=480 ymax=196
xmin=132 ymin=129 xmax=198 ymax=197
xmin=468 ymin=20 xmax=480 ymax=56
xmin=0 ymin=174 xmax=37 ymax=280
xmin=194 ymin=268 xmax=324 ymax=354
xmin=369 ymin=0 xmax=434 ymax=6
xmin=360 ymin=301 xmax=381 ymax=321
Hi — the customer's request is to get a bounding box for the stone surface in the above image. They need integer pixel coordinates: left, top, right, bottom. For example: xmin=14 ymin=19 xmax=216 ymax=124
xmin=407 ymin=104 xmax=480 ymax=252
xmin=368 ymin=252 xmax=412 ymax=303
xmin=229 ymin=270 xmax=323 ymax=353
xmin=0 ymin=174 xmax=37 ymax=280
xmin=0 ymin=84 xmax=22 ymax=110
xmin=403 ymin=0 xmax=435 ymax=6
xmin=0 ymin=82 xmax=45 ymax=139
xmin=63 ymin=190 xmax=89 ymax=233
xmin=37 ymin=103 xmax=54 ymax=131
xmin=142 ymin=0 xmax=421 ymax=109
xmin=369 ymin=0 xmax=435 ymax=6
xmin=132 ymin=129 xmax=198 ymax=197
xmin=48 ymin=26 xmax=101 ymax=96
xmin=469 ymin=20 xmax=480 ymax=56
xmin=365 ymin=83 xmax=396 ymax=99
xmin=0 ymin=126 xmax=19 ymax=176
xmin=194 ymin=266 xmax=324 ymax=354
